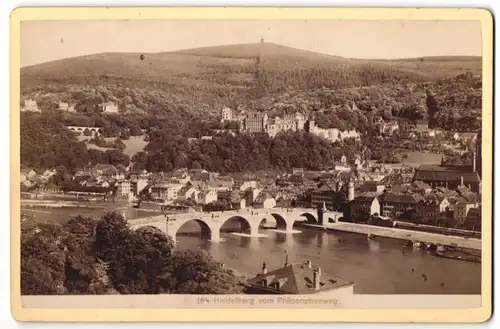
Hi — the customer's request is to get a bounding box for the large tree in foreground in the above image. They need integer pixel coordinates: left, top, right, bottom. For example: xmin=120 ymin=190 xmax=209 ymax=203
xmin=21 ymin=212 xmax=245 ymax=295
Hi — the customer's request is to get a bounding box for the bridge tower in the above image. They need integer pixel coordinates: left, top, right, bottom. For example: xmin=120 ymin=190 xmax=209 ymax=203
xmin=316 ymin=202 xmax=327 ymax=226
xmin=348 ymin=180 xmax=355 ymax=202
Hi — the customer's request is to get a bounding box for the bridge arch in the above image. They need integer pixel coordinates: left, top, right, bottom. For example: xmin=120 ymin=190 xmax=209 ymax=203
xmin=219 ymin=215 xmax=252 ymax=234
xmin=175 ymin=218 xmax=212 ymax=240
xmin=300 ymin=212 xmax=318 ymax=224
xmin=269 ymin=213 xmax=288 ymax=230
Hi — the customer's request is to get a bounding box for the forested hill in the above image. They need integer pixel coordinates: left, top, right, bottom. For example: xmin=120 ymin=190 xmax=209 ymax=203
xmin=21 ymin=42 xmax=482 ymax=118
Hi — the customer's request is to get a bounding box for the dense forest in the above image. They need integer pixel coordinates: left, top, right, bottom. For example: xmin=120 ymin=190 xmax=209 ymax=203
xmin=136 ymin=131 xmax=346 ymax=173
xmin=21 ymin=113 xmax=130 ymax=171
xmin=21 ymin=212 xmax=245 ymax=295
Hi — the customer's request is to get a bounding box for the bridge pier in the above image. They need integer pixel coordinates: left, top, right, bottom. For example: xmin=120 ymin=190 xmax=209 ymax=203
xmin=250 ymin=224 xmax=261 ymax=237
xmin=211 ymin=229 xmax=221 ymax=242
xmin=285 ymin=221 xmax=298 ymax=233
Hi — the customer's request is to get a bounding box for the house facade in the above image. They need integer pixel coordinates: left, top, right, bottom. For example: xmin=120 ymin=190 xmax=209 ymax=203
xmin=151 ymin=183 xmax=183 ymax=201
xmin=350 ymin=195 xmax=381 ymax=218
xmin=415 ymin=197 xmax=449 ymax=219
xmin=116 ymin=180 xmax=131 ymax=196
xmin=221 ymin=107 xmax=232 ymax=122
xmin=453 ymin=201 xmax=478 ymax=224
xmin=253 ymin=192 xmax=276 ymax=209
xmin=198 ymin=190 xmax=218 ymax=205
xmin=379 ymin=193 xmax=418 ymax=218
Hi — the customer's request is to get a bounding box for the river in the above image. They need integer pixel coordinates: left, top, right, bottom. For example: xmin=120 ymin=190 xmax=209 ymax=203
xmin=22 ymin=205 xmax=481 ymax=295
xmin=176 ymin=226 xmax=481 ymax=295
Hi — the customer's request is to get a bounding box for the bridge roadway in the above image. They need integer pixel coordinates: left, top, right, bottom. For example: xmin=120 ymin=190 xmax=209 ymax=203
xmin=128 ymin=207 xmax=342 ymax=243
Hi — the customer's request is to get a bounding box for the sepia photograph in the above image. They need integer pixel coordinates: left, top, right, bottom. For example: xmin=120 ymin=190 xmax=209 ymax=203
xmin=10 ymin=7 xmax=492 ymax=322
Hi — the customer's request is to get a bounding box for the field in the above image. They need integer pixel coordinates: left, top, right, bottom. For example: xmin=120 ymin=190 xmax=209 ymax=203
xmin=79 ymin=135 xmax=147 ymax=158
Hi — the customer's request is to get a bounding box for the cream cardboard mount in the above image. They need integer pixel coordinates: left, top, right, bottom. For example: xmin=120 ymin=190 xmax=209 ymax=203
xmin=10 ymin=7 xmax=493 ymax=323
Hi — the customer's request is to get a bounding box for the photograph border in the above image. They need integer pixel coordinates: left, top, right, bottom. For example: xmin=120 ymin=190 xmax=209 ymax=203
xmin=10 ymin=6 xmax=493 ymax=323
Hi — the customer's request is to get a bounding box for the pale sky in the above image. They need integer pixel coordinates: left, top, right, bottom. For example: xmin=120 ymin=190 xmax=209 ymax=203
xmin=20 ymin=20 xmax=482 ymax=67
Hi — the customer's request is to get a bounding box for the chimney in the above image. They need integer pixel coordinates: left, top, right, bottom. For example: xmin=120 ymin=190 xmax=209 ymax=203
xmin=307 ymin=260 xmax=312 ymax=268
xmin=313 ymin=268 xmax=321 ymax=290
xmin=284 ymin=253 xmax=289 ymax=267
xmin=262 ymin=261 xmax=267 ymax=275
xmin=460 ymin=176 xmax=464 ymax=187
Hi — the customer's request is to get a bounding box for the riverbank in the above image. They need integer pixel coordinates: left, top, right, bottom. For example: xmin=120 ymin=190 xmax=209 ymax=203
xmin=303 ymin=222 xmax=481 ymax=251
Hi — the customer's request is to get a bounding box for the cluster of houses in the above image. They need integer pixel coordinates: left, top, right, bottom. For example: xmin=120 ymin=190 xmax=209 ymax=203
xmin=348 ymin=177 xmax=481 ymax=231
xmin=270 ymin=161 xmax=481 ymax=231
xmin=20 ymin=168 xmax=57 ymax=190
xmin=143 ymin=169 xmax=285 ymax=210
xmin=20 ymin=99 xmax=119 ymax=114
xmin=21 ymin=157 xmax=481 ymax=231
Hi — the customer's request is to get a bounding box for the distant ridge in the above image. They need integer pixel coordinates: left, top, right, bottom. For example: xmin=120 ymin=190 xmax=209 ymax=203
xmin=20 ymin=42 xmax=482 ymax=112
xmin=21 ymin=42 xmax=481 ymax=73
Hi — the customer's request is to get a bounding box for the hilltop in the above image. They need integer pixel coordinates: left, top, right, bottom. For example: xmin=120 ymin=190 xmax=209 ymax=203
xmin=170 ymin=42 xmax=346 ymax=61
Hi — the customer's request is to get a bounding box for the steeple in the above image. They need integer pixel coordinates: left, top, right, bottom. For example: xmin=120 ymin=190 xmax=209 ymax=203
xmin=284 ymin=251 xmax=289 ymax=267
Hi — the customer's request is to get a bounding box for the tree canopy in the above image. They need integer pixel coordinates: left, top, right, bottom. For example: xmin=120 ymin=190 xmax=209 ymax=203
xmin=21 ymin=212 xmax=246 ymax=295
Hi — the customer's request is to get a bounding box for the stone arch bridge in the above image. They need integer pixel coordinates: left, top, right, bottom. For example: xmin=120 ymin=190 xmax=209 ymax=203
xmin=67 ymin=126 xmax=103 ymax=137
xmin=128 ymin=207 xmax=341 ymax=243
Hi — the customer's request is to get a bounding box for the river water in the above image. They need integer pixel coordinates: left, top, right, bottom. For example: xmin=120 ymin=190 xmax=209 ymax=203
xmin=22 ymin=205 xmax=481 ymax=295
xmin=177 ymin=226 xmax=481 ymax=295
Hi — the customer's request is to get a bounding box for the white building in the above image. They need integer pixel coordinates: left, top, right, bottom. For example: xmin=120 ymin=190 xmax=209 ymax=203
xmin=59 ymin=102 xmax=76 ymax=112
xmin=21 ymin=99 xmax=40 ymax=113
xmin=101 ymin=101 xmax=119 ymax=113
xmin=151 ymin=183 xmax=183 ymax=201
xmin=116 ymin=180 xmax=131 ymax=196
xmin=253 ymin=192 xmax=276 ymax=209
xmin=221 ymin=107 xmax=232 ymax=122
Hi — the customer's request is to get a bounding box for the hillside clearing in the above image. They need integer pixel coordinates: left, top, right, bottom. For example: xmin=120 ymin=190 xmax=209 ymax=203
xmin=78 ymin=135 xmax=147 ymax=159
